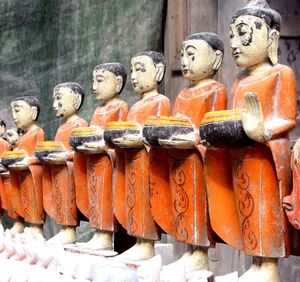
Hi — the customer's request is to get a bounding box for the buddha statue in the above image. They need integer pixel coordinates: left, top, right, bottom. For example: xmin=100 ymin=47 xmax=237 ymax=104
xmin=41 ymin=82 xmax=88 ymax=244
xmin=2 ymin=128 xmax=22 ymax=226
xmin=111 ymin=51 xmax=171 ymax=261
xmin=0 ymin=120 xmax=11 ymax=227
xmin=9 ymin=96 xmax=45 ymax=235
xmin=204 ymin=1 xmax=296 ymax=281
xmin=154 ymin=32 xmax=226 ymax=280
xmin=73 ymin=62 xmax=129 ymax=251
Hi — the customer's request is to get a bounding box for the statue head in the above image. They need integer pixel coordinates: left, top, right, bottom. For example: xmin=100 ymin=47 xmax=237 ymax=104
xmin=11 ymin=96 xmax=40 ymax=130
xmin=6 ymin=128 xmax=20 ymax=149
xmin=131 ymin=51 xmax=165 ymax=94
xmin=53 ymin=82 xmax=85 ymax=119
xmin=230 ymin=0 xmax=281 ymax=67
xmin=181 ymin=32 xmax=224 ymax=82
xmin=0 ymin=120 xmax=6 ymax=137
xmin=93 ymin=63 xmax=127 ymax=102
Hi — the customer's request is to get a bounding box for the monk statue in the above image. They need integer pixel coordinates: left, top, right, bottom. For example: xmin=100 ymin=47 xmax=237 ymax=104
xmin=73 ymin=62 xmax=129 ymax=251
xmin=6 ymin=128 xmax=22 ymax=150
xmin=110 ymin=51 xmax=171 ymax=260
xmin=203 ymin=1 xmax=296 ymax=281
xmin=0 ymin=120 xmax=11 ymax=227
xmin=9 ymin=96 xmax=45 ymax=235
xmin=41 ymin=82 xmax=88 ymax=244
xmin=3 ymin=128 xmax=22 ymax=227
xmin=151 ymin=33 xmax=226 ymax=280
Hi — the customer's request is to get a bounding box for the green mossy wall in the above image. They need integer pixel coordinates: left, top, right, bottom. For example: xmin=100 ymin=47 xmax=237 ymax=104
xmin=0 ymin=0 xmax=165 ymax=139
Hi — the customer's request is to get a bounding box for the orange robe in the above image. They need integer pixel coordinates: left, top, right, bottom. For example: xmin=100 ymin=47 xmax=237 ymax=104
xmin=74 ymin=100 xmax=128 ymax=231
xmin=205 ymin=64 xmax=296 ymax=257
xmin=0 ymin=139 xmax=11 ymax=213
xmin=42 ymin=116 xmax=87 ymax=226
xmin=115 ymin=94 xmax=171 ymax=240
xmin=151 ymin=81 xmax=226 ymax=246
xmin=10 ymin=126 xmax=45 ymax=224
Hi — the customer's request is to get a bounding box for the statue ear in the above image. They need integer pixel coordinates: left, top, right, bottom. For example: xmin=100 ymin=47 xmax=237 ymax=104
xmin=73 ymin=93 xmax=82 ymax=110
xmin=115 ymin=75 xmax=123 ymax=94
xmin=31 ymin=106 xmax=38 ymax=121
xmin=155 ymin=63 xmax=165 ymax=83
xmin=268 ymin=29 xmax=280 ymax=65
xmin=212 ymin=50 xmax=223 ymax=74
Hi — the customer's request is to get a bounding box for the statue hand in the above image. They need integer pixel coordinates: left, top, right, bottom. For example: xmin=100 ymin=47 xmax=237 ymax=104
xmin=113 ymin=135 xmax=143 ymax=148
xmin=44 ymin=153 xmax=66 ymax=163
xmin=9 ymin=159 xmax=29 ymax=169
xmin=241 ymin=92 xmax=269 ymax=142
xmin=77 ymin=141 xmax=106 ymax=153
xmin=159 ymin=130 xmax=198 ymax=149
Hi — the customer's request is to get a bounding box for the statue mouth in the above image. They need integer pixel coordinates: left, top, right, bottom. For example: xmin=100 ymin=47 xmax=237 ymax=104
xmin=132 ymin=82 xmax=138 ymax=88
xmin=233 ymin=51 xmax=241 ymax=58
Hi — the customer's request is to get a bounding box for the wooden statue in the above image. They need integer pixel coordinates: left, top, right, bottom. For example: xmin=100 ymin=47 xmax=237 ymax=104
xmin=283 ymin=141 xmax=300 ymax=229
xmin=203 ymin=1 xmax=296 ymax=281
xmin=109 ymin=51 xmax=171 ymax=260
xmin=2 ymin=128 xmax=21 ymax=226
xmin=40 ymin=82 xmax=88 ymax=244
xmin=151 ymin=33 xmax=226 ymax=279
xmin=8 ymin=96 xmax=45 ymax=235
xmin=73 ymin=62 xmax=129 ymax=250
xmin=0 ymin=121 xmax=11 ymax=227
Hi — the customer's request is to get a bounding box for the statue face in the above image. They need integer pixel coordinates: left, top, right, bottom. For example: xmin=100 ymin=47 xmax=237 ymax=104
xmin=53 ymin=87 xmax=78 ymax=119
xmin=93 ymin=69 xmax=118 ymax=101
xmin=181 ymin=39 xmax=216 ymax=81
xmin=230 ymin=15 xmax=269 ymax=68
xmin=131 ymin=55 xmax=157 ymax=94
xmin=6 ymin=129 xmax=19 ymax=147
xmin=11 ymin=100 xmax=35 ymax=130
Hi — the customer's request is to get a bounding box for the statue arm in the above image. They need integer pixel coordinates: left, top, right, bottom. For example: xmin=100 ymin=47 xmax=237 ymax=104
xmin=265 ymin=67 xmax=297 ymax=139
xmin=210 ymin=86 xmax=227 ymax=112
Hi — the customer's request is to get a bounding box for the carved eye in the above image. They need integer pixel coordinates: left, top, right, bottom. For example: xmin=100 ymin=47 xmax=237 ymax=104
xmin=187 ymin=51 xmax=194 ymax=56
xmin=238 ymin=25 xmax=249 ymax=37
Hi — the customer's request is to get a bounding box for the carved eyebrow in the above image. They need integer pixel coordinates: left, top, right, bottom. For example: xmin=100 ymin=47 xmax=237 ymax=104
xmin=13 ymin=103 xmax=21 ymax=108
xmin=134 ymin=62 xmax=145 ymax=68
xmin=185 ymin=45 xmax=197 ymax=50
xmin=236 ymin=22 xmax=249 ymax=28
xmin=95 ymin=75 xmax=105 ymax=79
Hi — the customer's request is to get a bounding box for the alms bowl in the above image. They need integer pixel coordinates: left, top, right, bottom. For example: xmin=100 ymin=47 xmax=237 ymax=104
xmin=104 ymin=121 xmax=142 ymax=149
xmin=1 ymin=150 xmax=27 ymax=169
xmin=142 ymin=116 xmax=194 ymax=148
xmin=34 ymin=141 xmax=66 ymax=163
xmin=200 ymin=109 xmax=253 ymax=148
xmin=70 ymin=127 xmax=103 ymax=152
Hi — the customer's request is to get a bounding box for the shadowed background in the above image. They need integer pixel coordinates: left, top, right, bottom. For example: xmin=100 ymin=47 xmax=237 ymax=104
xmin=0 ymin=0 xmax=165 ymax=139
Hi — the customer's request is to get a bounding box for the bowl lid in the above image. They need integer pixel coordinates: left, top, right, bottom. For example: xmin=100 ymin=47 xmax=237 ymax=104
xmin=71 ymin=127 xmax=102 ymax=137
xmin=106 ymin=121 xmax=140 ymax=130
xmin=144 ymin=116 xmax=192 ymax=127
xmin=2 ymin=150 xmax=27 ymax=159
xmin=201 ymin=109 xmax=242 ymax=125
xmin=35 ymin=141 xmax=65 ymax=151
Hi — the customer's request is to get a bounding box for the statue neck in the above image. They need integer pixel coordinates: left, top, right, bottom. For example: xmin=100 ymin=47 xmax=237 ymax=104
xmin=104 ymin=96 xmax=120 ymax=106
xmin=65 ymin=113 xmax=78 ymax=123
xmin=142 ymin=88 xmax=158 ymax=100
xmin=24 ymin=122 xmax=37 ymax=133
xmin=248 ymin=61 xmax=273 ymax=75
xmin=192 ymin=78 xmax=215 ymax=89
